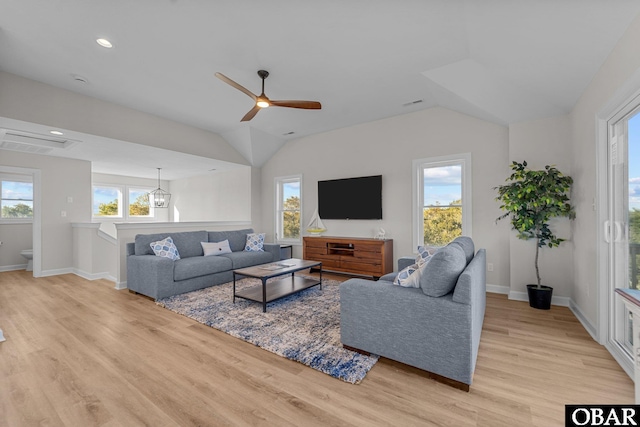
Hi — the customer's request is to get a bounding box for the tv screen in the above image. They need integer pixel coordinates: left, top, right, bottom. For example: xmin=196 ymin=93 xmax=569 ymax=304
xmin=318 ymin=175 xmax=383 ymax=220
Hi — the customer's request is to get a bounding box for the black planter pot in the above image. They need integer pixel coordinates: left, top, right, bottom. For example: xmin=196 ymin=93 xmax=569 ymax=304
xmin=526 ymin=284 xmax=553 ymax=310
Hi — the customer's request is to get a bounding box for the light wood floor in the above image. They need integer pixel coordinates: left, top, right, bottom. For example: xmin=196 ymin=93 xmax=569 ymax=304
xmin=0 ymin=270 xmax=633 ymax=426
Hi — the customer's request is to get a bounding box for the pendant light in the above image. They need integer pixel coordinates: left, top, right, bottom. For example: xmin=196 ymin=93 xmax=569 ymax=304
xmin=148 ymin=168 xmax=171 ymax=208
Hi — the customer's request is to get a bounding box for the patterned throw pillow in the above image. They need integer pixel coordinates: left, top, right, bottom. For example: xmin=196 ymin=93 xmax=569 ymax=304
xmin=201 ymin=240 xmax=232 ymax=256
xmin=244 ymin=233 xmax=265 ymax=252
xmin=150 ymin=236 xmax=180 ymax=260
xmin=416 ymin=245 xmax=440 ymax=264
xmin=393 ymin=256 xmax=428 ymax=288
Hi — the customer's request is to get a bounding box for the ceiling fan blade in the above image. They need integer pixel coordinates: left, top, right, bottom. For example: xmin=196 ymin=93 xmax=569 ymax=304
xmin=241 ymin=105 xmax=261 ymax=122
xmin=270 ymin=100 xmax=322 ymax=110
xmin=215 ymin=72 xmax=257 ymax=101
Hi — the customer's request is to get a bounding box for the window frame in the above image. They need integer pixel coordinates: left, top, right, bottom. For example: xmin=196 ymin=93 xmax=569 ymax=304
xmin=412 ymin=153 xmax=472 ymax=251
xmin=0 ymin=173 xmax=34 ymax=224
xmin=274 ymin=174 xmax=302 ymax=244
xmin=92 ymin=184 xmax=155 ymax=221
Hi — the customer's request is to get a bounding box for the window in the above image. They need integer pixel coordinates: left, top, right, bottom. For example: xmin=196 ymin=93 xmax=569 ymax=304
xmin=413 ymin=153 xmax=472 ymax=249
xmin=275 ymin=175 xmax=302 ymax=243
xmin=92 ymin=184 xmax=154 ymax=220
xmin=128 ymin=187 xmax=152 ymax=217
xmin=1 ymin=175 xmax=34 ymax=220
xmin=93 ymin=185 xmax=123 ymax=217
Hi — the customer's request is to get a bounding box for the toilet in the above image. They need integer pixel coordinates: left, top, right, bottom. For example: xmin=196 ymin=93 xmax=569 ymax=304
xmin=20 ymin=249 xmax=33 ymax=271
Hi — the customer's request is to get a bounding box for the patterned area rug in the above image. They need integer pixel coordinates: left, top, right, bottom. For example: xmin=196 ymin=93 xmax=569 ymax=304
xmin=156 ymin=277 xmax=379 ymax=384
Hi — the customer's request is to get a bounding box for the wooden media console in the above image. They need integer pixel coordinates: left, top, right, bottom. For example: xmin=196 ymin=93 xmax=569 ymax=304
xmin=303 ymin=236 xmax=393 ymax=279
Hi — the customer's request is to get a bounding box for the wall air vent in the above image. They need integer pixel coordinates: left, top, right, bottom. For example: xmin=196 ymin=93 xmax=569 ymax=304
xmin=402 ymin=99 xmax=424 ymax=107
xmin=0 ymin=128 xmax=79 ymax=152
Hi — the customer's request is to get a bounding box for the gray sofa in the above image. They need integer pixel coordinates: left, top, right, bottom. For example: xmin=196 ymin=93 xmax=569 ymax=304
xmin=340 ymin=237 xmax=486 ymax=390
xmin=126 ymin=228 xmax=280 ymax=300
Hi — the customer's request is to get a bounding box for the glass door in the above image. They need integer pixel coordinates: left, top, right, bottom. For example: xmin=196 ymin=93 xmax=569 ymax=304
xmin=609 ymin=106 xmax=640 ymax=353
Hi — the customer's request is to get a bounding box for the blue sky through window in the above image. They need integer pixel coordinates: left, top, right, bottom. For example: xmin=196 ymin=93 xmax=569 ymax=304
xmin=93 ymin=186 xmax=120 ymax=215
xmin=423 ymin=165 xmax=462 ymax=206
xmin=283 ymin=181 xmax=300 ymax=202
xmin=630 ymin=112 xmax=640 ymax=210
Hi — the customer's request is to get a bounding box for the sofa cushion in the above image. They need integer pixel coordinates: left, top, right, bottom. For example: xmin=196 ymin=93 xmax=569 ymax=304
xmin=208 ymin=228 xmax=254 ymax=252
xmin=221 ymin=251 xmax=273 ymax=269
xmin=201 ymin=240 xmax=232 ymax=256
xmin=420 ymin=242 xmax=467 ymax=297
xmin=135 ymin=231 xmax=208 ymax=258
xmin=174 ymin=256 xmax=233 ymax=281
xmin=452 ymin=236 xmax=475 ymax=265
xmin=150 ymin=237 xmax=181 ymax=261
xmin=244 ymin=233 xmax=265 ymax=252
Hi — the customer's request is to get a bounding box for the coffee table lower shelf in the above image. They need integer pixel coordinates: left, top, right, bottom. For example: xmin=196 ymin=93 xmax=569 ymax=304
xmin=234 ymin=276 xmax=321 ymax=308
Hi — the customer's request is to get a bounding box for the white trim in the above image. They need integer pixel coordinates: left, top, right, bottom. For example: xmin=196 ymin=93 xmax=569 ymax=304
xmin=72 ymin=268 xmax=116 ymax=283
xmin=39 ymin=267 xmax=74 ymax=277
xmin=0 ymin=264 xmax=27 ymax=272
xmin=116 ymin=281 xmax=127 ymax=290
xmin=508 ymin=290 xmax=571 ymax=307
xmin=605 ymin=341 xmax=634 ymax=380
xmin=486 ymin=283 xmax=510 ymax=294
xmin=412 ymin=153 xmax=472 ymax=251
xmin=569 ymin=298 xmax=599 ymax=342
xmin=114 ymin=220 xmax=251 ymax=230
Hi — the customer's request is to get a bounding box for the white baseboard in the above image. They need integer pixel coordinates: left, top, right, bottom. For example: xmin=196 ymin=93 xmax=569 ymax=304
xmin=40 ymin=267 xmax=74 ymax=277
xmin=72 ymin=268 xmax=117 ymax=284
xmin=569 ymin=299 xmax=599 ymax=342
xmin=0 ymin=264 xmax=27 ymax=272
xmin=115 ymin=281 xmax=127 ymax=290
xmin=486 ymin=283 xmax=509 ymax=294
xmin=508 ymin=290 xmax=571 ymax=307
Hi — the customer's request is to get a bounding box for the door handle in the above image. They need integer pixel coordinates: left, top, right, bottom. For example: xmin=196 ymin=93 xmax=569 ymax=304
xmin=604 ymin=220 xmax=611 ymax=243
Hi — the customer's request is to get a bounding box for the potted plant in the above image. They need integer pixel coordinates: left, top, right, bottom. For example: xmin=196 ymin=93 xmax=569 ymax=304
xmin=495 ymin=161 xmax=575 ymax=310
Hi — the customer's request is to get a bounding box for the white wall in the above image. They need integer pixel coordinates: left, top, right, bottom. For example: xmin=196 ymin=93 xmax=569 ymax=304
xmin=507 ymin=115 xmax=574 ymax=299
xmin=169 ymin=167 xmax=252 ymax=222
xmin=261 ymin=106 xmax=511 ymax=287
xmin=0 ymin=150 xmax=91 ymax=273
xmin=570 ymin=13 xmax=640 ymax=328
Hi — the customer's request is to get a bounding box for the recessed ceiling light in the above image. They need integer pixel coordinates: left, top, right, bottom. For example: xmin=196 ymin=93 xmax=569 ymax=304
xmin=49 ymin=130 xmax=64 ymax=136
xmin=96 ymin=38 xmax=113 ymax=48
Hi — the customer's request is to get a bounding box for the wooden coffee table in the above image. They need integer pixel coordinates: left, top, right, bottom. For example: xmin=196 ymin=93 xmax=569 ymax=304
xmin=232 ymin=258 xmax=322 ymax=312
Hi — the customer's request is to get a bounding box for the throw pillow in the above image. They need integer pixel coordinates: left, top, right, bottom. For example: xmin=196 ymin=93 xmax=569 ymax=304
xmin=416 ymin=245 xmax=439 ymax=264
xmin=244 ymin=232 xmax=265 ymax=252
xmin=201 ymin=240 xmax=232 ymax=256
xmin=393 ymin=256 xmax=428 ymax=288
xmin=150 ymin=236 xmax=180 ymax=261
xmin=419 ymin=242 xmax=466 ymax=297
xmin=451 ymin=236 xmax=475 ymax=264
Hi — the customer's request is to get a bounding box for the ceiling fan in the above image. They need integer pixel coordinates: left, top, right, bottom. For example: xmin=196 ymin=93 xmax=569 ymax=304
xmin=215 ymin=70 xmax=322 ymax=122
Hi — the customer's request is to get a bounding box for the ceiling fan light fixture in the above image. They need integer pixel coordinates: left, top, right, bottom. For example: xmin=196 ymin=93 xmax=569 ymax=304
xmin=256 ymin=99 xmax=270 ymax=108
xmin=96 ymin=38 xmax=113 ymax=48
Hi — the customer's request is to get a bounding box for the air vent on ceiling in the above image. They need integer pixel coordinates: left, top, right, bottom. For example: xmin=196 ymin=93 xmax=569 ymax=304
xmin=402 ymin=99 xmax=424 ymax=107
xmin=0 ymin=128 xmax=79 ymax=152
xmin=0 ymin=140 xmax=54 ymax=154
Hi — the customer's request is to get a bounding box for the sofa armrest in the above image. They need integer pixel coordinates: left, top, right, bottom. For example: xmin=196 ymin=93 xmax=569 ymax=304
xmin=126 ymin=242 xmax=135 ymax=257
xmin=263 ymin=243 xmax=281 ymax=262
xmin=127 ymin=254 xmax=175 ymax=299
xmin=398 ymin=256 xmax=414 ymax=271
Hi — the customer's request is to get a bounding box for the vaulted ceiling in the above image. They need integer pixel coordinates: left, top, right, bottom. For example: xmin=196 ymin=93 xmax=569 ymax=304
xmin=1 ymin=1 xmax=640 ymax=175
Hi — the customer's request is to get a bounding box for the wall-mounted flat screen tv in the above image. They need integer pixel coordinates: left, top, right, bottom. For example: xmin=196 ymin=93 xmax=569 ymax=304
xmin=318 ymin=175 xmax=383 ymax=220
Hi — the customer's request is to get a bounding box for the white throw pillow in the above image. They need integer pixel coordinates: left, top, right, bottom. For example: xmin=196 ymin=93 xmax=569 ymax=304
xmin=245 ymin=233 xmax=265 ymax=252
xmin=201 ymin=240 xmax=232 ymax=256
xmin=150 ymin=236 xmax=180 ymax=261
xmin=393 ymin=256 xmax=428 ymax=288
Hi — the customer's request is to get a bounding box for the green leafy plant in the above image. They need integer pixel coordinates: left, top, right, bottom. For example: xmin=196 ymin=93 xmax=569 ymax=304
xmin=495 ymin=161 xmax=576 ymax=288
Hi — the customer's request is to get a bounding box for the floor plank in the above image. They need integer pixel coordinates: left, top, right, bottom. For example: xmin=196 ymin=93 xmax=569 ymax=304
xmin=0 ymin=270 xmax=634 ymax=426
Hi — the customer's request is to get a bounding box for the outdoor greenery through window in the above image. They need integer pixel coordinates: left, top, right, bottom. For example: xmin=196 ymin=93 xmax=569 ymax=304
xmin=629 ymin=112 xmax=640 ymax=289
xmin=275 ymin=175 xmax=301 ymax=242
xmin=93 ymin=185 xmax=153 ymax=219
xmin=413 ymin=154 xmax=471 ymax=248
xmin=1 ymin=177 xmax=33 ymax=219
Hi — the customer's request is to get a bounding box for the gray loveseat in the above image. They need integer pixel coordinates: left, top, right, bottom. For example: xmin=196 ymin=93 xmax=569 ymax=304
xmin=126 ymin=228 xmax=280 ymax=300
xmin=340 ymin=237 xmax=486 ymax=390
